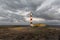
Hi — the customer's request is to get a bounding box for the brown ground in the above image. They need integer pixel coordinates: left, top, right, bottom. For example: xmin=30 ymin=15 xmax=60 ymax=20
xmin=0 ymin=27 xmax=59 ymax=40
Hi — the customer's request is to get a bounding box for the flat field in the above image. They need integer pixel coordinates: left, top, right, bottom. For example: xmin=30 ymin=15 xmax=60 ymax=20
xmin=0 ymin=26 xmax=59 ymax=40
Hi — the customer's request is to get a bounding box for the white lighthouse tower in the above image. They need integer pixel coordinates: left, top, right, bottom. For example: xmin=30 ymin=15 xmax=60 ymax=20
xmin=30 ymin=12 xmax=33 ymax=27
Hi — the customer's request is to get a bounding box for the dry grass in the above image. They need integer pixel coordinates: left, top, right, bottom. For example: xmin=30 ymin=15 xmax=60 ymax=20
xmin=0 ymin=27 xmax=59 ymax=40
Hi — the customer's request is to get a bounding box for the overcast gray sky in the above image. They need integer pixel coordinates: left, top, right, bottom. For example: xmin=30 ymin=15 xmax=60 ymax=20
xmin=0 ymin=0 xmax=60 ymax=25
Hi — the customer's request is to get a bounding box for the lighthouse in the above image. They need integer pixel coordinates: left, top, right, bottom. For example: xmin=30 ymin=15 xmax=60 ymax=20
xmin=30 ymin=12 xmax=33 ymax=27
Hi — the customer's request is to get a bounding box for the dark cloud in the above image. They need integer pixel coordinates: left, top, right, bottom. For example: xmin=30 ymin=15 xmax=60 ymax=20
xmin=0 ymin=0 xmax=60 ymax=24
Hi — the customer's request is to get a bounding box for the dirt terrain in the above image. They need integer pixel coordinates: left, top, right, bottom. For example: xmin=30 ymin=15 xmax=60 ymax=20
xmin=0 ymin=27 xmax=59 ymax=40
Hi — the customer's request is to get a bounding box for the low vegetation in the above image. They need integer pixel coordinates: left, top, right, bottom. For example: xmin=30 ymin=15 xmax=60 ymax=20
xmin=0 ymin=27 xmax=59 ymax=40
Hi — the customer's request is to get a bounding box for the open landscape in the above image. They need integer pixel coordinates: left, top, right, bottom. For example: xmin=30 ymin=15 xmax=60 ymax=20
xmin=0 ymin=0 xmax=60 ymax=40
xmin=0 ymin=26 xmax=60 ymax=40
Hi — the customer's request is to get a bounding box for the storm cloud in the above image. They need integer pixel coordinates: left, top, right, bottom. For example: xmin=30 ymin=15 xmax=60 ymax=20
xmin=0 ymin=0 xmax=60 ymax=25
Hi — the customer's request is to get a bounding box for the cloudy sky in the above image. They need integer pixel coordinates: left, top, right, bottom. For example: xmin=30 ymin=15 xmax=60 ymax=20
xmin=0 ymin=0 xmax=60 ymax=25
